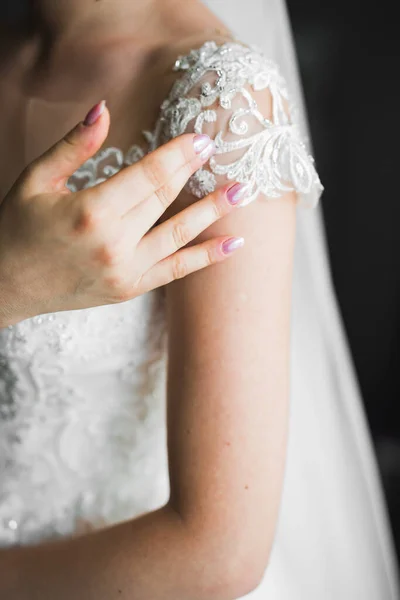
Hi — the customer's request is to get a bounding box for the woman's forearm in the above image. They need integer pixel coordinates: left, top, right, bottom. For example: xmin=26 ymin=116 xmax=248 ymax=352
xmin=1 ymin=503 xmax=247 ymax=600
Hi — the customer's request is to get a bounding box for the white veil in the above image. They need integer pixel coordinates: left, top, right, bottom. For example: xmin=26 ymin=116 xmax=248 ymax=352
xmin=202 ymin=1 xmax=400 ymax=598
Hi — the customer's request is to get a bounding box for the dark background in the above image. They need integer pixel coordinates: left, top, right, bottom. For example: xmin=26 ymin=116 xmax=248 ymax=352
xmin=1 ymin=0 xmax=399 ymax=566
xmin=286 ymin=0 xmax=400 ymax=561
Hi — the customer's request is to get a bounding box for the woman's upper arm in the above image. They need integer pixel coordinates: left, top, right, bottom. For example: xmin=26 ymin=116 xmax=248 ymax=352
xmin=157 ymin=40 xmax=322 ymax=580
xmin=165 ymin=185 xmax=297 ymax=570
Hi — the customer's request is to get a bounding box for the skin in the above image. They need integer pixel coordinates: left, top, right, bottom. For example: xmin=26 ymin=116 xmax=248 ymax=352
xmin=0 ymin=0 xmax=297 ymax=598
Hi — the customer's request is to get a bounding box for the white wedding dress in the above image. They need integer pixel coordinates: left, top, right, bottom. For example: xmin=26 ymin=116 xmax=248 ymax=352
xmin=0 ymin=1 xmax=399 ymax=599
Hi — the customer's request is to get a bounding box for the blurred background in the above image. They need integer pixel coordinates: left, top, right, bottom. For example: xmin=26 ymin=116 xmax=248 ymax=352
xmin=286 ymin=0 xmax=400 ymax=563
xmin=1 ymin=0 xmax=399 ymax=567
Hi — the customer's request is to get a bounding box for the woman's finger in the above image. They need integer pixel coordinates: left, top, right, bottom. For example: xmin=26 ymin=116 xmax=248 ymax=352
xmin=26 ymin=101 xmax=110 ymax=194
xmin=134 ymin=236 xmax=245 ymax=295
xmin=95 ymin=133 xmax=215 ymax=218
xmin=129 ymin=135 xmax=215 ymax=233
xmin=135 ymin=182 xmax=249 ymax=270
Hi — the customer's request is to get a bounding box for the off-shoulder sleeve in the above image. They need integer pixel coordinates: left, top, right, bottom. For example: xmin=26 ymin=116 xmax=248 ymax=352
xmin=127 ymin=40 xmax=324 ymax=208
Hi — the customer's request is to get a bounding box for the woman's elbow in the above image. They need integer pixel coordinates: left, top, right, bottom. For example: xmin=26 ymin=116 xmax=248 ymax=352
xmin=165 ymin=503 xmax=272 ymax=598
xmin=213 ymin=561 xmax=268 ymax=600
xmin=192 ymin=526 xmax=272 ymax=600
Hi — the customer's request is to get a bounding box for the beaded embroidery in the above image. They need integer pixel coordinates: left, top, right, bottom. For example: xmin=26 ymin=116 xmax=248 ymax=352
xmin=67 ymin=41 xmax=323 ymax=207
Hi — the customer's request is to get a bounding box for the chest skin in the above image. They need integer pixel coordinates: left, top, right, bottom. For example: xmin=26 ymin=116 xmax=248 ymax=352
xmin=0 ymin=41 xmax=168 ymax=199
xmin=0 ymin=7 xmax=229 ymax=200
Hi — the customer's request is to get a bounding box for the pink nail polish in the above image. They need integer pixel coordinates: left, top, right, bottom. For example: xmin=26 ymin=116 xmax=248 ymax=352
xmin=226 ymin=183 xmax=249 ymax=206
xmin=193 ymin=135 xmax=216 ymax=162
xmin=83 ymin=100 xmax=106 ymax=126
xmin=221 ymin=237 xmax=245 ymax=255
xmin=199 ymin=141 xmax=216 ymax=162
xmin=193 ymin=134 xmax=211 ymax=153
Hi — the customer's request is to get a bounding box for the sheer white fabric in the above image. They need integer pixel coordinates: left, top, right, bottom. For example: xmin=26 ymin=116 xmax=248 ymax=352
xmin=65 ymin=40 xmax=322 ymax=207
xmin=121 ymin=40 xmax=322 ymax=207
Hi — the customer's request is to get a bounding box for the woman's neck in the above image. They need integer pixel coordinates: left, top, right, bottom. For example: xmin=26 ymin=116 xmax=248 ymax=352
xmin=29 ymin=0 xmax=169 ymax=47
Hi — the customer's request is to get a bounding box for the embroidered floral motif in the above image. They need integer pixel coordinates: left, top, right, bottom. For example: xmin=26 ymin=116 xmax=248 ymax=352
xmin=0 ymin=292 xmax=168 ymax=546
xmin=67 ymin=41 xmax=323 ymax=207
xmin=66 ymin=147 xmax=125 ymax=192
xmin=126 ymin=40 xmax=324 ymax=207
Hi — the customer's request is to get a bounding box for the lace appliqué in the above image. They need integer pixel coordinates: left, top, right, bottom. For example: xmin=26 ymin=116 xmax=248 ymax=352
xmin=65 ymin=147 xmax=124 ymax=192
xmin=67 ymin=41 xmax=323 ymax=207
xmin=0 ymin=295 xmax=168 ymax=547
xmin=129 ymin=40 xmax=324 ymax=207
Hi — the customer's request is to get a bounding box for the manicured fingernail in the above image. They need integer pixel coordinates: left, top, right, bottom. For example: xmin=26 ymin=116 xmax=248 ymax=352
xmin=193 ymin=134 xmax=216 ymax=161
xmin=194 ymin=134 xmax=211 ymax=153
xmin=226 ymin=182 xmax=250 ymax=206
xmin=221 ymin=237 xmax=245 ymax=255
xmin=83 ymin=100 xmax=106 ymax=126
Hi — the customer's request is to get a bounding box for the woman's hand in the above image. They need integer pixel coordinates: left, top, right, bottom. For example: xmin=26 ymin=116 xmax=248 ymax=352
xmin=0 ymin=101 xmax=245 ymax=327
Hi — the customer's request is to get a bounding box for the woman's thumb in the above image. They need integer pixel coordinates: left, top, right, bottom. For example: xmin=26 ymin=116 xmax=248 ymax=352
xmin=29 ymin=100 xmax=110 ymax=192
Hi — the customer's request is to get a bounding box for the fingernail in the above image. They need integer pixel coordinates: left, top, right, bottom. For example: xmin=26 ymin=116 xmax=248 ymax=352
xmin=83 ymin=100 xmax=106 ymax=126
xmin=193 ymin=134 xmax=211 ymax=153
xmin=221 ymin=237 xmax=245 ymax=255
xmin=226 ymin=182 xmax=250 ymax=206
xmin=193 ymin=134 xmax=216 ymax=161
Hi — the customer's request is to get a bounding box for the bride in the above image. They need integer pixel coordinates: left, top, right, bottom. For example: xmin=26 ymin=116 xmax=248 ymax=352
xmin=0 ymin=0 xmax=399 ymax=598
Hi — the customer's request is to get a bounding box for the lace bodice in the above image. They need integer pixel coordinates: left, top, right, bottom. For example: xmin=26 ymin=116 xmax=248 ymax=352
xmin=0 ymin=40 xmax=322 ymax=547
